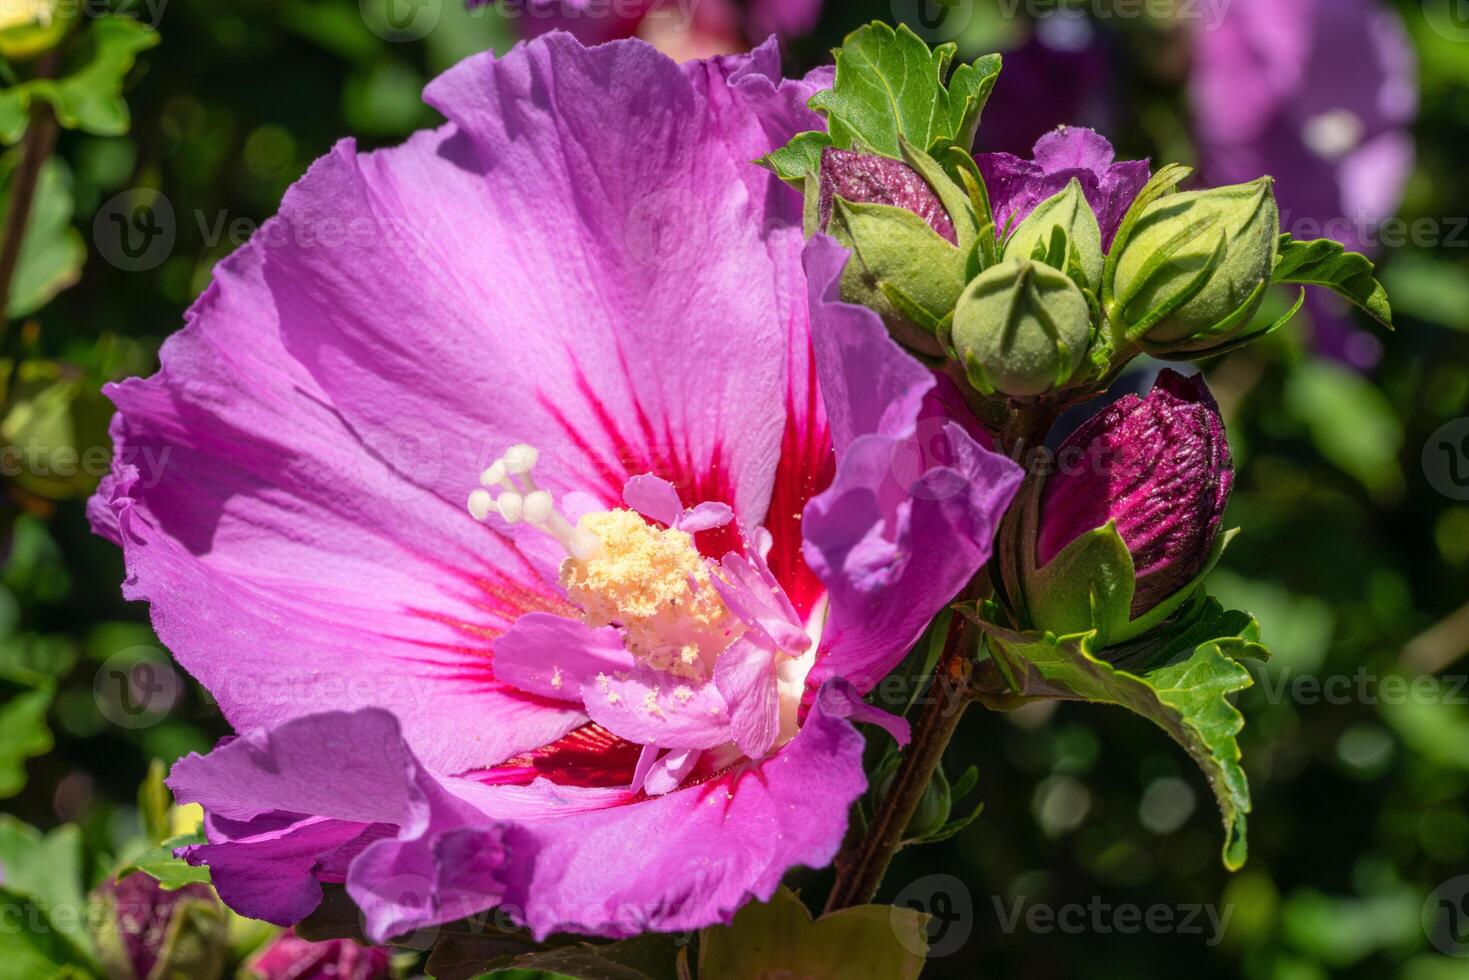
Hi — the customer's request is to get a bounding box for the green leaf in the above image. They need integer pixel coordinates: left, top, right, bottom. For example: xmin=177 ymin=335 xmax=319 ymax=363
xmin=0 ymin=819 xmax=97 ymax=970
xmin=1283 ymin=359 xmax=1405 ymax=498
xmin=0 ymin=681 xmax=53 ymax=798
xmin=1 ymin=158 xmax=86 ymax=317
xmin=1272 ymin=233 xmax=1392 ymax=329
xmin=969 ymin=597 xmax=1267 ymax=870
xmin=115 ymin=831 xmax=212 ymax=890
xmin=0 ymin=887 xmax=96 ymax=979
xmin=0 ymin=17 xmax=160 ymax=143
xmin=762 ymin=23 xmax=1001 ymax=186
xmin=698 ymin=887 xmax=928 ymax=980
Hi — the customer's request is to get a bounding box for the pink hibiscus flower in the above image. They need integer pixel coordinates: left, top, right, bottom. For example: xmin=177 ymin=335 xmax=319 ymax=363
xmin=89 ymin=36 xmax=1020 ymax=943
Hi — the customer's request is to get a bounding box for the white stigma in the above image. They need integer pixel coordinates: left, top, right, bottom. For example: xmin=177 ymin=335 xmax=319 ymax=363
xmin=465 ymin=444 xmax=597 ymax=559
xmin=503 ymin=444 xmax=539 ymax=475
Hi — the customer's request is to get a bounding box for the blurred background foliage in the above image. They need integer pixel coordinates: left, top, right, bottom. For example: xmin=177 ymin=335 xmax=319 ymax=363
xmin=1 ymin=0 xmax=1467 ymax=978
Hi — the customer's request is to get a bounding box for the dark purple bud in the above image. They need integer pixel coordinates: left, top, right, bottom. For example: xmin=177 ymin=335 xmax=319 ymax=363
xmin=1037 ymin=369 xmax=1233 ymax=617
xmin=818 ymin=147 xmax=958 ymax=244
xmin=94 ymin=874 xmax=227 ymax=980
xmin=246 ymin=929 xmax=392 ymax=980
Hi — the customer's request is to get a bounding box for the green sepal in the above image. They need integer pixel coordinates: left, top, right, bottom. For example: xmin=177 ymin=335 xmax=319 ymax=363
xmin=1272 ymin=233 xmax=1393 ymax=329
xmin=1101 ymin=162 xmax=1193 ymax=309
xmin=898 ymin=136 xmax=979 ymax=250
xmin=1024 ymin=520 xmax=1138 ymax=645
xmin=966 ymin=596 xmax=1268 ymax=871
xmin=1006 ymin=178 xmax=1105 ymax=291
xmin=829 ymin=195 xmax=968 ymax=356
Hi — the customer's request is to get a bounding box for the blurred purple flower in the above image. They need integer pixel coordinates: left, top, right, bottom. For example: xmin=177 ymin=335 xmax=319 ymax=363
xmin=978 ymin=13 xmax=1112 ymax=156
xmin=976 ymin=126 xmax=1150 ymax=249
xmin=489 ymin=0 xmax=822 ymax=61
xmin=1191 ymin=0 xmax=1416 ymax=368
xmin=246 ymin=930 xmax=391 ymax=980
xmin=1037 ymin=369 xmax=1233 ymax=617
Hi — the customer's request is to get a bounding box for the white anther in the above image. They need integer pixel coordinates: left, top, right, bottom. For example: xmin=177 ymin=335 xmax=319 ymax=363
xmin=523 ymin=490 xmax=555 ymax=526
xmin=496 ymin=492 xmax=525 ymax=524
xmin=467 ymin=489 xmax=495 ymax=522
xmin=503 ymin=444 xmax=539 ymax=475
xmin=480 ymin=461 xmax=507 ymax=488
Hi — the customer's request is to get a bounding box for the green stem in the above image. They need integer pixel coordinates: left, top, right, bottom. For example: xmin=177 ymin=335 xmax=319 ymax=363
xmin=0 ymin=55 xmax=61 ymax=325
xmin=824 ymin=607 xmax=976 ymax=912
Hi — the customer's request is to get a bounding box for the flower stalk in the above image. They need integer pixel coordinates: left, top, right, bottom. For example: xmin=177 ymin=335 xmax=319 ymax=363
xmin=0 ymin=49 xmax=61 ymax=326
xmin=824 ymin=604 xmax=976 ymax=912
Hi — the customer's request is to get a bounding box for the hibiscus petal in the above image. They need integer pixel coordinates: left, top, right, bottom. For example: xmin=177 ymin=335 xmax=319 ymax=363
xmin=492 ymin=613 xmax=634 ymax=702
xmin=165 ymin=686 xmax=868 ymax=942
xmin=580 ymin=666 xmax=732 ymax=750
xmin=801 ymin=237 xmax=1024 ymax=691
xmin=713 ymin=637 xmax=781 ymax=759
xmin=90 ymin=35 xmax=825 ymax=776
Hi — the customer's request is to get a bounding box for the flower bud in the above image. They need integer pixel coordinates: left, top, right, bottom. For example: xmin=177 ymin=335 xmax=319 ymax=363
xmin=1111 ymin=178 xmax=1279 ymax=354
xmin=951 ymin=259 xmax=1092 ymax=399
xmin=244 ymin=930 xmax=392 ymax=980
xmin=1017 ymin=370 xmax=1234 ymax=642
xmin=93 ymin=874 xmax=228 ymax=980
xmin=818 ymin=148 xmax=957 ymax=244
xmin=1002 ymin=179 xmax=1105 ymax=290
xmin=819 ymin=148 xmax=971 ymax=358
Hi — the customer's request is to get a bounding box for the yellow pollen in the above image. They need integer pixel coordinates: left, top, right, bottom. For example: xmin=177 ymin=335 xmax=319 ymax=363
xmin=561 ymin=509 xmax=737 ymax=679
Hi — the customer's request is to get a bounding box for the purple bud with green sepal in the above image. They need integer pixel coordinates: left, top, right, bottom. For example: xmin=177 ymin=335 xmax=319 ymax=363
xmin=245 ymin=929 xmax=392 ymax=980
xmin=94 ymin=874 xmax=228 ymax=980
xmin=1014 ymin=369 xmax=1234 ymax=643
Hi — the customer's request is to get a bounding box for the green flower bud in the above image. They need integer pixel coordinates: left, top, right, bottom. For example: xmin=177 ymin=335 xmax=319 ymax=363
xmin=951 ymin=259 xmax=1092 ymax=399
xmin=1003 ymin=179 xmax=1104 ymax=291
xmin=1110 ymin=178 xmax=1279 ymax=354
xmin=0 ymin=0 xmax=70 ymax=60
xmin=827 ymin=195 xmax=970 ymax=358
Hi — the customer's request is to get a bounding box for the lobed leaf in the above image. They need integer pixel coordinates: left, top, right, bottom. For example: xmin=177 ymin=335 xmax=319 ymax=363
xmin=969 ymin=597 xmax=1267 ymax=870
xmin=1272 ymin=233 xmax=1393 ymax=329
